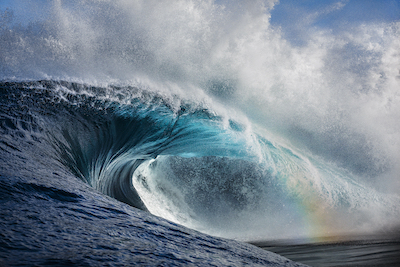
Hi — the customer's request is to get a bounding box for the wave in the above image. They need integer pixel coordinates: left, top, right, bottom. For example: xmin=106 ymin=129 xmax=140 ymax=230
xmin=1 ymin=80 xmax=399 ymax=241
xmin=1 ymin=0 xmax=400 ymax=243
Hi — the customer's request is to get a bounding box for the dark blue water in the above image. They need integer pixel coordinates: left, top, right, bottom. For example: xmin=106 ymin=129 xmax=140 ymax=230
xmin=1 ymin=81 xmax=399 ymax=266
xmin=0 ymin=176 xmax=303 ymax=266
xmin=0 ymin=80 xmax=309 ymax=266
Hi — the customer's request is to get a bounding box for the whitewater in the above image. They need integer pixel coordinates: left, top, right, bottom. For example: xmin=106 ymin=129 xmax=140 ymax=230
xmin=1 ymin=0 xmax=400 ymax=266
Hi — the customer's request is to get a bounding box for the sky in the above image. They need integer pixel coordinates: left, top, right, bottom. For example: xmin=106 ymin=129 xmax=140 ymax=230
xmin=271 ymin=0 xmax=400 ymax=26
xmin=1 ymin=0 xmax=399 ymax=28
xmin=270 ymin=0 xmax=400 ymax=45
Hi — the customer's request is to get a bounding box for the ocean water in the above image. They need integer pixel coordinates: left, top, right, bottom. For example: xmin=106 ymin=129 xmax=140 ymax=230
xmin=253 ymin=236 xmax=400 ymax=267
xmin=0 ymin=80 xmax=309 ymax=266
xmin=1 ymin=1 xmax=400 ymax=266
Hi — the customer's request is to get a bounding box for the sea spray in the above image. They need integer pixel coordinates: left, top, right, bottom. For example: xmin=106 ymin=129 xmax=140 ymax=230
xmin=1 ymin=0 xmax=400 ymax=241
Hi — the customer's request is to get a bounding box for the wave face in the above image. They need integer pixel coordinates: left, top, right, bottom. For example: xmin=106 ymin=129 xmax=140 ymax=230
xmin=0 ymin=80 xmax=312 ymax=266
xmin=1 ymin=0 xmax=400 ymax=246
